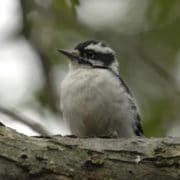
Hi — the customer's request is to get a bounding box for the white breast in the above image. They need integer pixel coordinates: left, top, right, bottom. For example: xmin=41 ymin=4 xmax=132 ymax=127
xmin=60 ymin=67 xmax=136 ymax=137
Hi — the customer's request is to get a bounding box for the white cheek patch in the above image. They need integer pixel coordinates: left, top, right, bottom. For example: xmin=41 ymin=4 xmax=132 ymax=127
xmin=85 ymin=42 xmax=115 ymax=54
xmin=110 ymin=60 xmax=119 ymax=75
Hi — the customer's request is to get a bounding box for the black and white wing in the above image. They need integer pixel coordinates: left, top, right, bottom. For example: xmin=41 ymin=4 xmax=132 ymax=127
xmin=115 ymin=72 xmax=144 ymax=137
xmin=96 ymin=66 xmax=144 ymax=137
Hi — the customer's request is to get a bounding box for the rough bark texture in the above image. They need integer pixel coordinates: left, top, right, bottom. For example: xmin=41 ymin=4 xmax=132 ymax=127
xmin=0 ymin=124 xmax=180 ymax=180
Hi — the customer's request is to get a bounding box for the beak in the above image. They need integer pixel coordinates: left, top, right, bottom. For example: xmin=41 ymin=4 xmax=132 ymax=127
xmin=57 ymin=49 xmax=80 ymax=60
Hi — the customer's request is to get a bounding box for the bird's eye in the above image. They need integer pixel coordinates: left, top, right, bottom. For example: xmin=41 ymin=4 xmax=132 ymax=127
xmin=81 ymin=52 xmax=86 ymax=57
xmin=87 ymin=51 xmax=95 ymax=59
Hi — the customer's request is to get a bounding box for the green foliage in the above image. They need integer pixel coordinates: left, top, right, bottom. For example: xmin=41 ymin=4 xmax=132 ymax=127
xmin=147 ymin=0 xmax=180 ymax=25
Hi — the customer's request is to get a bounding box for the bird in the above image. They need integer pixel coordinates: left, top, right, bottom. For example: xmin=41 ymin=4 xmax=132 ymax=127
xmin=58 ymin=40 xmax=143 ymax=137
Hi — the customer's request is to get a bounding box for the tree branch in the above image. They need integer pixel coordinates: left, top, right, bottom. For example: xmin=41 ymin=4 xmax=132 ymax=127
xmin=0 ymin=125 xmax=179 ymax=179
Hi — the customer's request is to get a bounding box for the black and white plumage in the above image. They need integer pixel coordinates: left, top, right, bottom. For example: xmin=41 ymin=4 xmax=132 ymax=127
xmin=58 ymin=40 xmax=143 ymax=137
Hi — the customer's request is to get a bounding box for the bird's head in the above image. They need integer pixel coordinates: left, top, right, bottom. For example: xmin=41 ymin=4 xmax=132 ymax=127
xmin=58 ymin=40 xmax=119 ymax=74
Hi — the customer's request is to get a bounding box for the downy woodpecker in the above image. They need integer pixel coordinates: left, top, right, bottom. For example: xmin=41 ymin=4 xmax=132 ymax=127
xmin=58 ymin=40 xmax=143 ymax=137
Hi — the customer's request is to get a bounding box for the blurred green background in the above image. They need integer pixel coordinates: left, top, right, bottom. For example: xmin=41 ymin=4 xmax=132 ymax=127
xmin=0 ymin=0 xmax=180 ymax=137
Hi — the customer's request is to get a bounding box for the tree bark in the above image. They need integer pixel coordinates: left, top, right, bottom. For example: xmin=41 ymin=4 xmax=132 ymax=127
xmin=0 ymin=124 xmax=179 ymax=180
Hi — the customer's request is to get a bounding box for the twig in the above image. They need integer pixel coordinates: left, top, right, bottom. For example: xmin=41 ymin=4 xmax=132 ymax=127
xmin=0 ymin=107 xmax=50 ymax=136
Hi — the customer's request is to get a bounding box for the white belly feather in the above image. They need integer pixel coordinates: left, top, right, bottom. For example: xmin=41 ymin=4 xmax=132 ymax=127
xmin=60 ymin=68 xmax=135 ymax=137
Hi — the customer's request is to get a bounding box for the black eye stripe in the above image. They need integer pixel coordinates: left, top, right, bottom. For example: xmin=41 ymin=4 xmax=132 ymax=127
xmin=80 ymin=50 xmax=114 ymax=65
xmin=85 ymin=50 xmax=95 ymax=57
